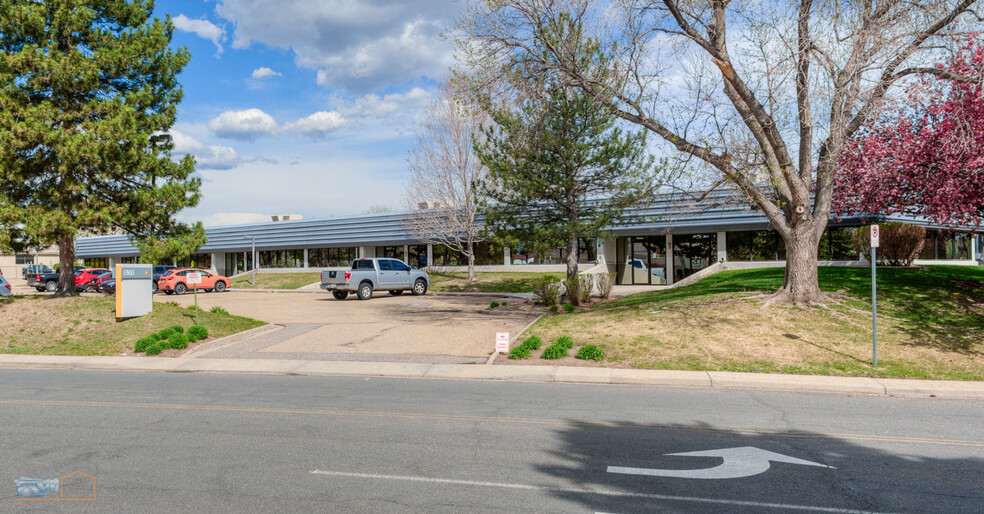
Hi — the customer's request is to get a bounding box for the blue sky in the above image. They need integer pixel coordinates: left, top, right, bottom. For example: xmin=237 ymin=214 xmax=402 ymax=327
xmin=156 ymin=0 xmax=461 ymax=226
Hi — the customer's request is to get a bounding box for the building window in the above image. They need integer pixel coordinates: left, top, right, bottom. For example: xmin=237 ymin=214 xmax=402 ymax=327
xmin=308 ymin=247 xmax=357 ymax=267
xmin=83 ymin=258 xmax=108 ymax=268
xmin=616 ymin=236 xmax=666 ymax=285
xmin=726 ymin=231 xmax=786 ymax=261
xmin=120 ymin=256 xmax=137 ymax=264
xmin=375 ymin=246 xmax=406 ymax=262
xmin=560 ymin=238 xmax=599 ymax=264
xmin=176 ymin=253 xmax=213 ymax=269
xmin=15 ymin=254 xmax=34 ymax=265
xmin=256 ymin=249 xmax=302 ymax=268
xmin=433 ymin=245 xmax=465 ymax=266
xmin=510 ymin=246 xmax=562 ymax=265
xmin=407 ymin=245 xmax=428 ymax=268
xmin=919 ymin=231 xmax=972 ymax=260
xmin=818 ymin=227 xmax=856 ymax=260
xmin=673 ymin=233 xmax=716 ymax=281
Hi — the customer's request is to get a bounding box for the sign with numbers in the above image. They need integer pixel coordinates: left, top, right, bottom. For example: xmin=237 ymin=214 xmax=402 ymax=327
xmin=870 ymin=225 xmax=880 ymax=248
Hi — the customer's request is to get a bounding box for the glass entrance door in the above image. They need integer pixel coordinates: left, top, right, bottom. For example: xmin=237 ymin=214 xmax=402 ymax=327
xmin=616 ymin=236 xmax=667 ymax=285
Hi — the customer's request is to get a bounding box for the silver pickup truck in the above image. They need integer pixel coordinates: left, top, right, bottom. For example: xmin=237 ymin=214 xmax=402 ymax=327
xmin=321 ymin=258 xmax=430 ymax=300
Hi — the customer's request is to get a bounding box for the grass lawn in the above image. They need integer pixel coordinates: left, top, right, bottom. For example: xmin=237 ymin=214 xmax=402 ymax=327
xmin=524 ymin=266 xmax=984 ymax=380
xmin=230 ymin=272 xmax=320 ymax=289
xmin=0 ymin=295 xmax=265 ymax=356
xmin=428 ymin=271 xmax=566 ymax=293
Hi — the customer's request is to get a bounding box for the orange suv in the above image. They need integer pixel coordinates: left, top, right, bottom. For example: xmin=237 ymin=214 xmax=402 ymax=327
xmin=158 ymin=268 xmax=229 ymax=295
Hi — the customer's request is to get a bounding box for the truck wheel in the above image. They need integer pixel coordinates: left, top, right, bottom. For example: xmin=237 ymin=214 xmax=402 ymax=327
xmin=175 ymin=282 xmax=187 ymax=295
xmin=389 ymin=290 xmax=403 ymax=296
xmin=45 ymin=280 xmax=57 ymax=292
xmin=214 ymin=281 xmax=226 ymax=293
xmin=412 ymin=279 xmax=427 ymax=296
xmin=357 ymin=282 xmax=373 ymax=300
xmin=332 ymin=291 xmax=348 ymax=300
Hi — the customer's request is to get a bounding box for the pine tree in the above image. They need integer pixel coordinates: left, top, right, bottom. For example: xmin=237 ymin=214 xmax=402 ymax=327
xmin=0 ymin=0 xmax=201 ymax=296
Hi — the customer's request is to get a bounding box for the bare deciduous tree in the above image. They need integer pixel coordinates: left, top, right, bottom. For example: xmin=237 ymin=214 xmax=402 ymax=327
xmin=459 ymin=0 xmax=981 ymax=306
xmin=403 ymin=81 xmax=489 ymax=280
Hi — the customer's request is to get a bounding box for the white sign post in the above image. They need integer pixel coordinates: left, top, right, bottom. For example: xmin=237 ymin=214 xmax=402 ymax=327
xmin=495 ymin=332 xmax=510 ymax=354
xmin=870 ymin=225 xmax=879 ymax=366
xmin=187 ymin=272 xmax=203 ymax=324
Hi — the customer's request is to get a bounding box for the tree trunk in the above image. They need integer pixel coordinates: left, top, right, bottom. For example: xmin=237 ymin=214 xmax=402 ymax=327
xmin=768 ymin=223 xmax=827 ymax=307
xmin=467 ymin=241 xmax=476 ymax=281
xmin=54 ymin=235 xmax=78 ymax=297
xmin=566 ymin=234 xmax=579 ymax=279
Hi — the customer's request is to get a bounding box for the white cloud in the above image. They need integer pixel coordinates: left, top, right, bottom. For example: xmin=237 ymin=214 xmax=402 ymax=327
xmin=173 ymin=14 xmax=225 ymax=55
xmin=170 ymin=130 xmax=243 ymax=170
xmin=215 ymin=0 xmax=458 ymax=91
xmin=207 ymin=108 xmax=278 ymax=140
xmin=177 ymin=212 xmax=272 ymax=227
xmin=339 ymin=87 xmax=432 ymax=117
xmin=286 ymin=111 xmax=347 ymax=138
xmin=251 ymin=67 xmax=282 ymax=79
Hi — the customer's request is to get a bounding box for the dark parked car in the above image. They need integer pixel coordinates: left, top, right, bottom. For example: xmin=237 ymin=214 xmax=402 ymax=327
xmin=99 ymin=279 xmax=116 ymax=295
xmin=87 ymin=271 xmax=114 ymax=293
xmin=153 ymin=265 xmax=176 ymax=293
xmin=22 ymin=264 xmax=53 ymax=280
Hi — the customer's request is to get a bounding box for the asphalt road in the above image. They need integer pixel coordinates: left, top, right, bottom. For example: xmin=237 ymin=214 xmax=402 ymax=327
xmin=1 ymin=370 xmax=982 ymax=513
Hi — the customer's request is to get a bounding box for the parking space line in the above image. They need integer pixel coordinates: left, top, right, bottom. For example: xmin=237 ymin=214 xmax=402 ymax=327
xmin=309 ymin=469 xmax=887 ymax=513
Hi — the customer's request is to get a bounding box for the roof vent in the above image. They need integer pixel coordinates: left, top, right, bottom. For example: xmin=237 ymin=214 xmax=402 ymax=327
xmin=271 ymin=214 xmax=303 ymax=222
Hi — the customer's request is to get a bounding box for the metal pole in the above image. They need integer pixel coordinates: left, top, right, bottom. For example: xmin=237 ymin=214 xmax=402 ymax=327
xmin=251 ymin=238 xmax=256 ymax=287
xmin=871 ymin=246 xmax=877 ymax=366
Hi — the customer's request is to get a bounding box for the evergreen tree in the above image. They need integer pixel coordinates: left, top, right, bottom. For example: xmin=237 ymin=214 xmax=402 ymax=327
xmin=0 ymin=0 xmax=201 ymax=296
xmin=474 ymin=20 xmax=657 ymax=283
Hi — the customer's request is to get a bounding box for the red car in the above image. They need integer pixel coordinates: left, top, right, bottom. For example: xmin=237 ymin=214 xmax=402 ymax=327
xmin=75 ymin=268 xmax=110 ymax=292
xmin=158 ymin=268 xmax=229 ymax=295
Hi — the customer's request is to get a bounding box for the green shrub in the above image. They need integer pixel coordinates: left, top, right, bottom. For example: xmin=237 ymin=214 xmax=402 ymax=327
xmin=209 ymin=305 xmax=229 ymax=315
xmin=564 ymin=276 xmax=582 ymax=306
xmin=134 ymin=336 xmax=155 ymax=353
xmin=169 ymin=325 xmax=184 ymax=334
xmin=556 ymin=336 xmax=574 ymax=349
xmin=490 ymin=301 xmax=500 ymax=309
xmin=563 ymin=303 xmax=576 ymax=313
xmin=531 ymin=276 xmax=561 ymax=306
xmin=155 ymin=328 xmax=176 ymax=341
xmin=541 ymin=344 xmax=568 ymax=359
xmin=187 ymin=325 xmax=208 ymax=341
xmin=549 ymin=305 xmax=559 ymax=313
xmin=578 ymin=274 xmax=594 ymax=304
xmin=576 ymin=345 xmax=606 ymax=361
xmin=145 ymin=343 xmax=164 ymax=355
xmin=596 ymin=273 xmax=615 ymax=298
xmin=168 ymin=333 xmax=189 ymax=350
xmin=520 ymin=335 xmax=542 ymax=351
xmin=508 ymin=345 xmax=531 ymax=359
xmin=500 ymin=301 xmax=507 ymax=307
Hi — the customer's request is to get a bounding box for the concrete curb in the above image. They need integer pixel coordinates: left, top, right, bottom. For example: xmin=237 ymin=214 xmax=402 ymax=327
xmin=0 ymin=354 xmax=982 ymax=399
xmin=179 ymin=323 xmax=280 ymax=359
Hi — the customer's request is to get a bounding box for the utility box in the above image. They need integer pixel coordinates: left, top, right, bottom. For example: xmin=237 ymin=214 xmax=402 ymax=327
xmin=116 ymin=264 xmax=153 ymax=319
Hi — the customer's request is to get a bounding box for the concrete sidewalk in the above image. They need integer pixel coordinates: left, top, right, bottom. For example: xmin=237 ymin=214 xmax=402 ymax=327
xmin=0 ymin=354 xmax=981 ymax=399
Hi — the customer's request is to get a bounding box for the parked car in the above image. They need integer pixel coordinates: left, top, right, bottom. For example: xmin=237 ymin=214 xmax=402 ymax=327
xmin=27 ymin=269 xmax=79 ymax=292
xmin=158 ymin=268 xmax=229 ymax=295
xmin=22 ymin=264 xmax=53 ymax=280
xmin=0 ymin=274 xmax=12 ymax=296
xmin=152 ymin=265 xmax=176 ymax=293
xmin=99 ymin=278 xmax=116 ymax=295
xmin=74 ymin=268 xmax=111 ymax=292
xmin=86 ymin=271 xmax=114 ymax=293
xmin=321 ymin=258 xmax=429 ymax=300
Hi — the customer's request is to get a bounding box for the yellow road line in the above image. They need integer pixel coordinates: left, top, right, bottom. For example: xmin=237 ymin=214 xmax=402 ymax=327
xmin=2 ymin=398 xmax=982 ymax=448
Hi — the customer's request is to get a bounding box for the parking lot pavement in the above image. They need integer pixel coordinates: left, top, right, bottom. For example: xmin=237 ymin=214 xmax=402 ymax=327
xmin=157 ymin=291 xmax=541 ymax=361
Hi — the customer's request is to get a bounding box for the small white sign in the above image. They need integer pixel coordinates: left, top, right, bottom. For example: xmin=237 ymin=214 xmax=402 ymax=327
xmin=870 ymin=224 xmax=880 ymax=248
xmin=186 ymin=272 xmax=203 ymax=285
xmin=495 ymin=332 xmax=510 ymax=353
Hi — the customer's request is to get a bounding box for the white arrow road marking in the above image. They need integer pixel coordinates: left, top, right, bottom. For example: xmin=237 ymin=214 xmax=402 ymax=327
xmin=607 ymin=446 xmax=834 ymax=480
xmin=311 ymin=470 xmax=880 ymax=513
